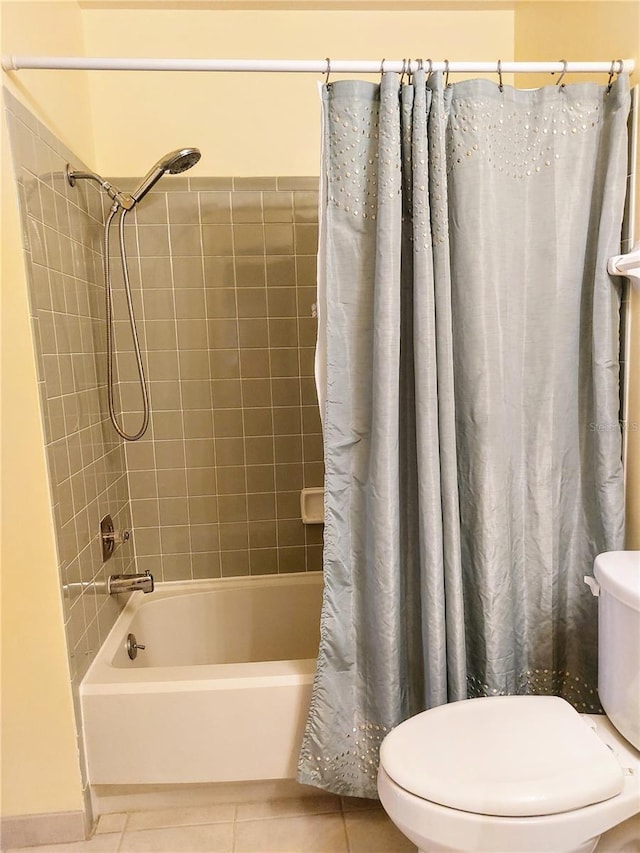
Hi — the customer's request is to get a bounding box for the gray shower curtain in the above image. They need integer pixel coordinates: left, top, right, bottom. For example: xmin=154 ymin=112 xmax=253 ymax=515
xmin=298 ymin=71 xmax=630 ymax=799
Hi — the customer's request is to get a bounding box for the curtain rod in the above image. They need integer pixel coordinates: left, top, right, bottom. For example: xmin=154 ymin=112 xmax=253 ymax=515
xmin=1 ymin=57 xmax=634 ymax=75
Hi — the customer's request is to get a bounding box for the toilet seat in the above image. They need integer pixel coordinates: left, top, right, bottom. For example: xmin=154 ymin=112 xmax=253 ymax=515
xmin=379 ymin=696 xmax=624 ymax=817
xmin=378 ymin=712 xmax=640 ymax=853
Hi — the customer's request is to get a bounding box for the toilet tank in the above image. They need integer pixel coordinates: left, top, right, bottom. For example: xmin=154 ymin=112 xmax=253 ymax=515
xmin=593 ymin=551 xmax=640 ymax=751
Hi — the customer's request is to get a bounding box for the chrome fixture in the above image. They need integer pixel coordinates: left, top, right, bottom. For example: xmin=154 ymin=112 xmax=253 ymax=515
xmin=66 ymin=148 xmax=201 ymax=212
xmin=100 ymin=513 xmax=131 ymax=562
xmin=66 ymin=164 xmax=135 ymax=209
xmin=130 ymin=148 xmax=201 ymax=204
xmin=108 ymin=571 xmax=154 ymax=596
xmin=126 ymin=632 xmax=146 ymax=660
xmin=63 ymin=580 xmax=107 ymax=597
xmin=67 ymin=148 xmax=201 ymax=441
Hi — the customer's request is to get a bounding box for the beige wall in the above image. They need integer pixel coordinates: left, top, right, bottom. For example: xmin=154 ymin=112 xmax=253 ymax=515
xmin=1 ymin=1 xmax=94 ymax=161
xmin=1 ymin=0 xmax=93 ymax=819
xmin=515 ymin=1 xmax=639 ymax=88
xmin=628 ymin=290 xmax=640 ymax=548
xmin=82 ymin=7 xmax=514 ymax=177
xmin=0 ymin=111 xmax=84 ymax=819
xmin=515 ymin=0 xmax=640 ymax=545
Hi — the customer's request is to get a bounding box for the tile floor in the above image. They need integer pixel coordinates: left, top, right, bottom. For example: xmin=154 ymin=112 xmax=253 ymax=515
xmin=5 ymin=796 xmax=415 ymax=853
xmin=5 ymin=797 xmax=639 ymax=853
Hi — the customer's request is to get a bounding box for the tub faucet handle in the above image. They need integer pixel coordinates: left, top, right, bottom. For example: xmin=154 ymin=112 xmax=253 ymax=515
xmin=100 ymin=514 xmax=131 ymax=562
xmin=104 ymin=528 xmax=130 ymax=543
xmin=126 ymin=633 xmax=146 ymax=660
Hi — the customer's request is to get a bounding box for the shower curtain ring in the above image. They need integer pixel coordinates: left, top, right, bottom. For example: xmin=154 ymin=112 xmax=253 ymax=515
xmin=444 ymin=59 xmax=450 ymax=87
xmin=380 ymin=57 xmax=387 ymax=77
xmin=607 ymin=59 xmax=622 ymax=93
xmin=497 ymin=59 xmax=504 ymax=93
xmin=400 ymin=58 xmax=411 ymax=85
xmin=324 ymin=57 xmax=331 ymax=86
xmin=555 ymin=59 xmax=568 ymax=87
xmin=426 ymin=58 xmax=433 ymax=80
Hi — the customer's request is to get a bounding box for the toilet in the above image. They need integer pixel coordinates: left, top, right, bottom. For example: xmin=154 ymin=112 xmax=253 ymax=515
xmin=378 ymin=551 xmax=640 ymax=853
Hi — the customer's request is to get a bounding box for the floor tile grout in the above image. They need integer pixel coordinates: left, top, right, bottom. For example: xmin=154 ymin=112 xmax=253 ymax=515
xmin=340 ymin=807 xmax=352 ymax=853
xmin=232 ymin=803 xmax=238 ymax=853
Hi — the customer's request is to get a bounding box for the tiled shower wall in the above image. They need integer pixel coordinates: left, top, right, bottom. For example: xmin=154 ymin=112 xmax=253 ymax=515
xmin=108 ymin=176 xmax=324 ymax=581
xmin=6 ymin=86 xmax=324 ymax=668
xmin=4 ymin=91 xmax=135 ymax=708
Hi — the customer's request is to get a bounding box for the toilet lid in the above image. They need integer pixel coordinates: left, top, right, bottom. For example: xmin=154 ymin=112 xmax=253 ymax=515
xmin=380 ymin=695 xmax=624 ymax=817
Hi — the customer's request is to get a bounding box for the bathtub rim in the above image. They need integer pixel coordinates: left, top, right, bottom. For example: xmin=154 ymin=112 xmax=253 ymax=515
xmin=81 ymin=571 xmax=323 ymax=693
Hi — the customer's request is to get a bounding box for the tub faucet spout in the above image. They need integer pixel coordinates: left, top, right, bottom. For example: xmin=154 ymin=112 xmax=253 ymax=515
xmin=108 ymin=571 xmax=154 ymax=595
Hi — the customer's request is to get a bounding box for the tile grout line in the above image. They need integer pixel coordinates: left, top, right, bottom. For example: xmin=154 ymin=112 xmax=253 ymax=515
xmin=114 ymin=812 xmax=128 ymax=852
xmin=262 ymin=190 xmax=279 ymax=576
xmin=340 ymin=799 xmax=352 ymax=853
xmin=231 ymin=800 xmax=238 ymax=852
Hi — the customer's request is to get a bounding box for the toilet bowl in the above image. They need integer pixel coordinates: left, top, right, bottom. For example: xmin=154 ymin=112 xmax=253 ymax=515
xmin=378 ymin=552 xmax=640 ymax=853
xmin=378 ymin=698 xmax=640 ymax=852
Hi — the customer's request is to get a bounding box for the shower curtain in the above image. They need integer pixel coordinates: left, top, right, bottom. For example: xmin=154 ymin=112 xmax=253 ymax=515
xmin=298 ymin=70 xmax=630 ymax=799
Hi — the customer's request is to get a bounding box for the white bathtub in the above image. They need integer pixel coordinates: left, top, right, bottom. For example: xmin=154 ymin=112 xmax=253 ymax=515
xmin=81 ymin=572 xmax=323 ymax=786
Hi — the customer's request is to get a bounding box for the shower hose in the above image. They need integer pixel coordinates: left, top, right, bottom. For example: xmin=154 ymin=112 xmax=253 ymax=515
xmin=103 ymin=202 xmax=150 ymax=441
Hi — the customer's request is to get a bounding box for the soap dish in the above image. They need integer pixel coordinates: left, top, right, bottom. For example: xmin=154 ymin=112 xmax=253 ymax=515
xmin=300 ymin=487 xmax=324 ymax=524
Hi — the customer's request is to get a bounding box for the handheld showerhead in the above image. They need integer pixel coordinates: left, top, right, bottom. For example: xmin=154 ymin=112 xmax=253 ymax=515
xmin=67 ymin=147 xmax=202 ymax=211
xmin=130 ymin=147 xmax=201 ymax=204
xmin=66 ymin=145 xmax=201 ymax=441
xmin=163 ymin=148 xmax=202 ymax=174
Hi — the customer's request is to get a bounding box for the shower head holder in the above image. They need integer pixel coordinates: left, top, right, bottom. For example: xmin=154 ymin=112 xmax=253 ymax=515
xmin=66 ymin=164 xmax=135 ymax=209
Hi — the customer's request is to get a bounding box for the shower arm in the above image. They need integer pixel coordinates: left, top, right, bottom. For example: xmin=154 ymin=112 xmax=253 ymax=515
xmin=66 ymin=165 xmax=135 ymax=210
